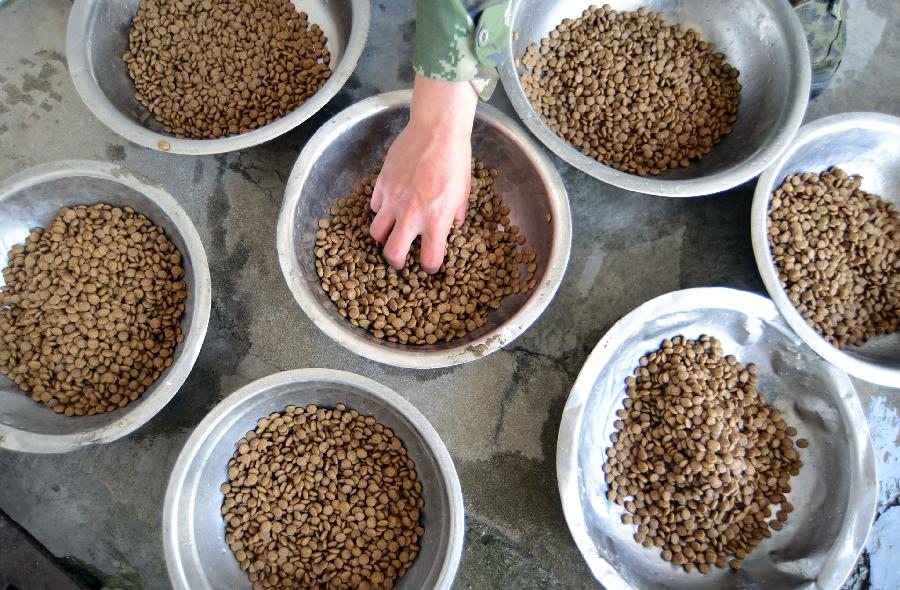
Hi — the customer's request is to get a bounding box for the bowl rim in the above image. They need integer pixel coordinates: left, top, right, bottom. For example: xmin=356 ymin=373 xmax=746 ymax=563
xmin=0 ymin=159 xmax=211 ymax=453
xmin=556 ymin=287 xmax=877 ymax=589
xmin=65 ymin=0 xmax=371 ymax=155
xmin=162 ymin=368 xmax=466 ymax=590
xmin=498 ymin=0 xmax=811 ymax=197
xmin=276 ymin=89 xmax=572 ymax=369
xmin=750 ymin=111 xmax=900 ymax=388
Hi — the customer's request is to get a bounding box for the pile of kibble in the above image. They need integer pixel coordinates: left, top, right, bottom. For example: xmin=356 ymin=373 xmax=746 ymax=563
xmin=314 ymin=161 xmax=537 ymax=345
xmin=124 ymin=0 xmax=331 ymax=139
xmin=768 ymin=167 xmax=899 ymax=348
xmin=520 ymin=5 xmax=740 ymax=175
xmin=605 ymin=335 xmax=806 ymax=573
xmin=221 ymin=404 xmax=424 ymax=590
xmin=0 ymin=204 xmax=186 ymax=416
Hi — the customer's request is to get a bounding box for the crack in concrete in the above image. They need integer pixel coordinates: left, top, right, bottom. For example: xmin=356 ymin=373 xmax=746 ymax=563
xmin=490 ymin=345 xmax=576 ymax=450
xmin=506 ymin=345 xmax=579 ymax=380
xmin=226 ymin=154 xmax=287 ymax=208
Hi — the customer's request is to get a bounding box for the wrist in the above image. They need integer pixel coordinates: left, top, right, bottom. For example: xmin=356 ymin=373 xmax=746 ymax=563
xmin=409 ymin=75 xmax=478 ymax=137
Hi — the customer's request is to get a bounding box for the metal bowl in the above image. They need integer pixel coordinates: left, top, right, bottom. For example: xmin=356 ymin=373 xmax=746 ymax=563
xmin=276 ymin=90 xmax=572 ymax=369
xmin=499 ymin=0 xmax=811 ymax=197
xmin=751 ymin=112 xmax=900 ymax=388
xmin=66 ymin=0 xmax=370 ymax=155
xmin=164 ymin=368 xmax=464 ymax=590
xmin=557 ymin=287 xmax=876 ymax=589
xmin=0 ymin=160 xmax=211 ymax=453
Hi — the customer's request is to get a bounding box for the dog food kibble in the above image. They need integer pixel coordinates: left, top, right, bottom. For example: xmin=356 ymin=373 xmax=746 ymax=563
xmin=768 ymin=167 xmax=899 ymax=348
xmin=0 ymin=204 xmax=186 ymax=416
xmin=315 ymin=160 xmax=537 ymax=345
xmin=520 ymin=5 xmax=740 ymax=176
xmin=221 ymin=404 xmax=424 ymax=589
xmin=605 ymin=335 xmax=805 ymax=573
xmin=124 ymin=0 xmax=332 ymax=139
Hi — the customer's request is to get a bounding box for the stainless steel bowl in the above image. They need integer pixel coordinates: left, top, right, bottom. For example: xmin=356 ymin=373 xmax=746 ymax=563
xmin=0 ymin=160 xmax=211 ymax=453
xmin=66 ymin=0 xmax=370 ymax=155
xmin=164 ymin=368 xmax=465 ymax=590
xmin=557 ymin=287 xmax=876 ymax=589
xmin=499 ymin=0 xmax=811 ymax=197
xmin=277 ymin=90 xmax=572 ymax=369
xmin=751 ymin=112 xmax=900 ymax=388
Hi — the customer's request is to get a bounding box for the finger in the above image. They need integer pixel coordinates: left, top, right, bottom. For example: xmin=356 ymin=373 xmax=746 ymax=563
xmin=455 ymin=197 xmax=468 ymax=222
xmin=371 ymin=176 xmax=386 ymax=213
xmin=420 ymin=217 xmax=454 ymax=274
xmin=369 ymin=209 xmax=396 ymax=244
xmin=455 ymin=173 xmax=472 ymax=222
xmin=383 ymin=220 xmax=420 ymax=270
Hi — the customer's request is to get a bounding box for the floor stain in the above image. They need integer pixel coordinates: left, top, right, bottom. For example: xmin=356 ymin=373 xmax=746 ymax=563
xmin=3 ymin=82 xmax=34 ymax=106
xmin=59 ymin=552 xmax=144 ymax=590
xmin=36 ymin=49 xmax=67 ymax=66
xmin=456 ymin=519 xmax=569 ymax=589
xmin=400 ymin=18 xmax=416 ymax=43
xmin=22 ymin=72 xmax=51 ymax=94
xmin=192 ymin=159 xmax=204 ymax=183
xmin=105 ymin=144 xmax=126 ymax=162
xmin=396 ymin=58 xmax=414 ymax=84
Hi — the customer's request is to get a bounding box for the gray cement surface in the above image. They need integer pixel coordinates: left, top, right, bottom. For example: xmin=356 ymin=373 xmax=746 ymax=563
xmin=0 ymin=0 xmax=898 ymax=589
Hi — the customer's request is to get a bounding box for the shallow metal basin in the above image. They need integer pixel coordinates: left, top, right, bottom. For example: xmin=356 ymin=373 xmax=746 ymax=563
xmin=557 ymin=287 xmax=876 ymax=589
xmin=277 ymin=90 xmax=572 ymax=369
xmin=751 ymin=112 xmax=900 ymax=388
xmin=0 ymin=160 xmax=211 ymax=453
xmin=164 ymin=369 xmax=465 ymax=590
xmin=66 ymin=0 xmax=369 ymax=154
xmin=499 ymin=0 xmax=811 ymax=196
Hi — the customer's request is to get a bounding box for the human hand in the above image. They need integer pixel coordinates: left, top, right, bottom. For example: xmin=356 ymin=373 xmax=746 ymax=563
xmin=369 ymin=76 xmax=478 ymax=273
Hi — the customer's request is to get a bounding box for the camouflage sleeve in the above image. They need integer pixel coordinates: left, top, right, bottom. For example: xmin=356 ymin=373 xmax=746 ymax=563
xmin=414 ymin=0 xmax=510 ymax=99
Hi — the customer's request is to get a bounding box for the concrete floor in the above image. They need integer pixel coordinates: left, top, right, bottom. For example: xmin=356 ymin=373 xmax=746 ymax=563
xmin=0 ymin=0 xmax=897 ymax=588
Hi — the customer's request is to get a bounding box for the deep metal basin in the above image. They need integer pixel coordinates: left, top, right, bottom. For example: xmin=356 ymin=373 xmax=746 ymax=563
xmin=277 ymin=90 xmax=572 ymax=369
xmin=499 ymin=0 xmax=811 ymax=196
xmin=751 ymin=112 xmax=900 ymax=388
xmin=163 ymin=369 xmax=465 ymax=590
xmin=66 ymin=0 xmax=369 ymax=154
xmin=0 ymin=161 xmax=211 ymax=452
xmin=557 ymin=287 xmax=876 ymax=589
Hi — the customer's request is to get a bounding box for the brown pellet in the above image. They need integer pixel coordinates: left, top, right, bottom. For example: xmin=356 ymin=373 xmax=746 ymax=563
xmin=314 ymin=160 xmax=537 ymax=345
xmin=767 ymin=167 xmax=899 ymax=349
xmin=124 ymin=0 xmax=331 ymax=139
xmin=519 ymin=5 xmax=740 ymax=176
xmin=605 ymin=335 xmax=805 ymax=574
xmin=221 ymin=404 xmax=424 ymax=589
xmin=0 ymin=204 xmax=186 ymax=415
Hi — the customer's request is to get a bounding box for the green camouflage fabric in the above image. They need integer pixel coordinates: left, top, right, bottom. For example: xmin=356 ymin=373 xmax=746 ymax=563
xmin=792 ymin=0 xmax=847 ymax=96
xmin=414 ymin=0 xmax=510 ymax=99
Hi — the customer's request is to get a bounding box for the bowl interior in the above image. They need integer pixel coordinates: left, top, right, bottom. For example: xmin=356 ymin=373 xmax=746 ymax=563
xmin=505 ymin=0 xmax=805 ymax=185
xmin=568 ymin=294 xmax=873 ymax=589
xmin=0 ymin=174 xmax=202 ymax=439
xmin=167 ymin=377 xmax=457 ymax=589
xmin=286 ymin=102 xmax=559 ymax=355
xmin=78 ymin=0 xmax=352 ymax=137
xmin=759 ymin=123 xmax=900 ymax=371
